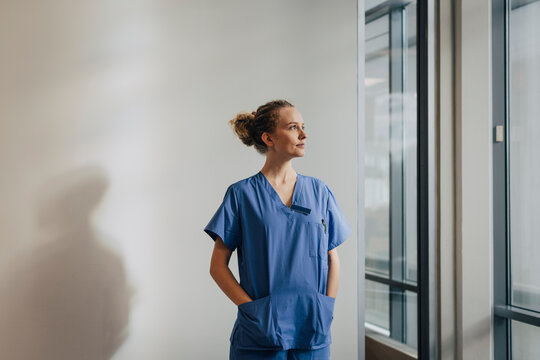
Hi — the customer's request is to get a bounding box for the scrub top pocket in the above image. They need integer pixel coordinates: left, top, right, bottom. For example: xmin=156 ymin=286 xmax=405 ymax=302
xmin=235 ymin=295 xmax=280 ymax=350
xmin=271 ymin=291 xmax=335 ymax=349
xmin=316 ymin=292 xmax=335 ymax=336
xmin=307 ymin=222 xmax=326 ymax=258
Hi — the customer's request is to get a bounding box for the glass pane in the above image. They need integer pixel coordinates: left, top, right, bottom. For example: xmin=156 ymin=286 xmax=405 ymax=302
xmin=404 ymin=290 xmax=418 ymax=349
xmin=512 ymin=321 xmax=540 ymax=359
xmin=365 ymin=280 xmax=390 ymax=334
xmin=365 ymin=2 xmax=418 ymax=282
xmin=509 ymin=0 xmax=540 ymax=313
xmin=365 ymin=281 xmax=418 ymax=351
xmin=403 ymin=1 xmax=418 ymax=283
xmin=365 ymin=15 xmax=391 ymax=277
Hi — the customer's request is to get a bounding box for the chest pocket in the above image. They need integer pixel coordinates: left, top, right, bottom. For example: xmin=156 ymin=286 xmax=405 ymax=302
xmin=307 ymin=221 xmax=327 ymax=258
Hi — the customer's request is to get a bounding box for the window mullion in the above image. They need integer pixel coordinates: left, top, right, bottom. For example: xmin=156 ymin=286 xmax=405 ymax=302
xmin=389 ymin=6 xmax=405 ymax=343
xmin=492 ymin=0 xmax=510 ymax=357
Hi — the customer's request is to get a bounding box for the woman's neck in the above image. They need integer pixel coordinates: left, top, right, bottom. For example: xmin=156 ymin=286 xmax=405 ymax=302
xmin=260 ymin=162 xmax=296 ymax=185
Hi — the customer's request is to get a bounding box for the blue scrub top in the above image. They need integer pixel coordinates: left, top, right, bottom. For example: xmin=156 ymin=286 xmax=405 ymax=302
xmin=204 ymin=171 xmax=352 ymax=351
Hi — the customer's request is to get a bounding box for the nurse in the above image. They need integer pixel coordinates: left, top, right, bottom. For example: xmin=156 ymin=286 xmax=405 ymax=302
xmin=204 ymin=99 xmax=352 ymax=360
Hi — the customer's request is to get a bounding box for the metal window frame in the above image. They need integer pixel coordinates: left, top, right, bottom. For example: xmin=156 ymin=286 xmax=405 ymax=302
xmin=417 ymin=0 xmax=436 ymax=358
xmin=364 ymin=0 xmax=436 ymax=357
xmin=492 ymin=0 xmax=510 ymax=357
xmin=492 ymin=0 xmax=540 ymax=358
xmin=358 ymin=0 xmax=366 ymax=357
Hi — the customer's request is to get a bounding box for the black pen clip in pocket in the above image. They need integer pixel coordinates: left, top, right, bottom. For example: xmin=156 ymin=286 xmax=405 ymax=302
xmin=321 ymin=218 xmax=327 ymax=234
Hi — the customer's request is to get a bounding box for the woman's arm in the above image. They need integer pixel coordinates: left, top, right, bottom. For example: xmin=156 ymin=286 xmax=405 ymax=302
xmin=326 ymin=248 xmax=341 ymax=298
xmin=209 ymin=236 xmax=253 ymax=306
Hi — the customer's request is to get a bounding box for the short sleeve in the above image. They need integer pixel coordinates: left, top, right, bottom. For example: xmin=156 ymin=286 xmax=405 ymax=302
xmin=203 ymin=185 xmax=241 ymax=251
xmin=325 ymin=185 xmax=352 ymax=251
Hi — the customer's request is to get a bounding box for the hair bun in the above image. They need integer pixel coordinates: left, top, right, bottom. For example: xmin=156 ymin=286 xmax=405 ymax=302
xmin=229 ymin=112 xmax=256 ymax=147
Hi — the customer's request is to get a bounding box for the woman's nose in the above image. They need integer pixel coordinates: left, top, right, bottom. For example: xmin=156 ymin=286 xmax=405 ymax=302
xmin=300 ymin=129 xmax=307 ymax=139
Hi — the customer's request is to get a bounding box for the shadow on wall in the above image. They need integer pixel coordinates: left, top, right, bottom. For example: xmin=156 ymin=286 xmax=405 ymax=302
xmin=0 ymin=165 xmax=134 ymax=360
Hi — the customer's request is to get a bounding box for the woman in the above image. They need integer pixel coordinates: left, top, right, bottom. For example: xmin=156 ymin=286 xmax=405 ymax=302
xmin=204 ymin=99 xmax=351 ymax=360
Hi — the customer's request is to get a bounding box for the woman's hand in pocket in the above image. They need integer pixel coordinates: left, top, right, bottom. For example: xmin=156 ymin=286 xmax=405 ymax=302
xmin=209 ymin=236 xmax=253 ymax=307
xmin=237 ymin=298 xmax=253 ymax=306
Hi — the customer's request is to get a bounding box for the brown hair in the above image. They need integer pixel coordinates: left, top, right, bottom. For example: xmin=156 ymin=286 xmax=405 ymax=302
xmin=229 ymin=99 xmax=294 ymax=155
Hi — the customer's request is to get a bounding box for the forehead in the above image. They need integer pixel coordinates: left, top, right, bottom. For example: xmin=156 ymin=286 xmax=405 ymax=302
xmin=278 ymin=107 xmax=303 ymax=125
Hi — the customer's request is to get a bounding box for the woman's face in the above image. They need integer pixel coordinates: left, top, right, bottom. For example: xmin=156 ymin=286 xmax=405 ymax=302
xmin=264 ymin=107 xmax=307 ymax=158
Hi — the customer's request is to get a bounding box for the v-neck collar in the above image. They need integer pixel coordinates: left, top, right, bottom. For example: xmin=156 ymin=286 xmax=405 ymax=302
xmin=258 ymin=170 xmax=301 ymax=211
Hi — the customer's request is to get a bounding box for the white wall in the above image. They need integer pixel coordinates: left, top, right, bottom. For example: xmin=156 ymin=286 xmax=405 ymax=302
xmin=438 ymin=0 xmax=457 ymax=358
xmin=455 ymin=0 xmax=493 ymax=358
xmin=0 ymin=0 xmax=358 ymax=359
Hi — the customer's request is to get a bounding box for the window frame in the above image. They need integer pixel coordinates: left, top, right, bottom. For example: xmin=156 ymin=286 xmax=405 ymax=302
xmin=492 ymin=0 xmax=540 ymax=358
xmin=364 ymin=0 xmax=436 ymax=358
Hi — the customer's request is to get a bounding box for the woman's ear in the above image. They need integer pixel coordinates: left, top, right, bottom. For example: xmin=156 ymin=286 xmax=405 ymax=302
xmin=261 ymin=132 xmax=274 ymax=148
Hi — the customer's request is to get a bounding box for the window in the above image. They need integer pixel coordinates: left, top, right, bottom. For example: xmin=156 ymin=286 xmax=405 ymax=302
xmin=364 ymin=0 xmax=433 ymax=357
xmin=493 ymin=0 xmax=540 ymax=358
